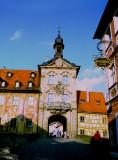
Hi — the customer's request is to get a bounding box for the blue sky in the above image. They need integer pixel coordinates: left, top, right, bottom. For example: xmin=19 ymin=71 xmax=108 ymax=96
xmin=0 ymin=0 xmax=108 ymax=95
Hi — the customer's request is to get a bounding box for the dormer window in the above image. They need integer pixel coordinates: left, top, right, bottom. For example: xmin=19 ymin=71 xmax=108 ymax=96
xmin=15 ymin=81 xmax=20 ymax=88
xmin=28 ymin=81 xmax=33 ymax=88
xmin=7 ymin=72 xmax=13 ymax=78
xmin=30 ymin=72 xmax=36 ymax=78
xmin=1 ymin=81 xmax=6 ymax=87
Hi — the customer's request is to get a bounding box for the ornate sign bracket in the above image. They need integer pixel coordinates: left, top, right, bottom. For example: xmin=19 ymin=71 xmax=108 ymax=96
xmin=93 ymin=40 xmax=116 ymax=69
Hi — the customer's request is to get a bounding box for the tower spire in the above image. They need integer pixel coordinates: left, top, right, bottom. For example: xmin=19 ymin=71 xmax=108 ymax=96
xmin=58 ymin=27 xmax=60 ymax=37
xmin=53 ymin=29 xmax=64 ymax=59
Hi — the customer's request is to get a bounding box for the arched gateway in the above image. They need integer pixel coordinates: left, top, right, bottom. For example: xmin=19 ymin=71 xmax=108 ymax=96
xmin=48 ymin=115 xmax=66 ymax=137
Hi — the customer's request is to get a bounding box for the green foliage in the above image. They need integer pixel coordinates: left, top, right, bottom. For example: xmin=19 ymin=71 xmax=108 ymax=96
xmin=76 ymin=134 xmax=92 ymax=143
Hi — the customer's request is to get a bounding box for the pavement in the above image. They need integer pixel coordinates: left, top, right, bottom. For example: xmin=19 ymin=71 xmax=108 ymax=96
xmin=0 ymin=137 xmax=117 ymax=160
xmin=110 ymin=152 xmax=118 ymax=159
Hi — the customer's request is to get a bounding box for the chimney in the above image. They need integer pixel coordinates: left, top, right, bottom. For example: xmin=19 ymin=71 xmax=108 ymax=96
xmin=87 ymin=91 xmax=89 ymax=102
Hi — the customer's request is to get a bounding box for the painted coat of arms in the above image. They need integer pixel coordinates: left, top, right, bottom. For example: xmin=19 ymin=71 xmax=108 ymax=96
xmin=54 ymin=81 xmax=64 ymax=95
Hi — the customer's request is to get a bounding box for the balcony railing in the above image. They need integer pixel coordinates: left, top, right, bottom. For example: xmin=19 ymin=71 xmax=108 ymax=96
xmin=44 ymin=102 xmax=71 ymax=114
xmin=46 ymin=102 xmax=71 ymax=110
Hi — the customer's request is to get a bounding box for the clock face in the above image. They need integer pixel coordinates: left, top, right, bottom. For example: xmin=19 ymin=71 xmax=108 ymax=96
xmin=55 ymin=59 xmax=62 ymax=67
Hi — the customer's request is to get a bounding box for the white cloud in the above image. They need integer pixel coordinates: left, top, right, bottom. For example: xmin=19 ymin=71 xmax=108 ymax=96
xmin=77 ymin=67 xmax=106 ymax=93
xmin=82 ymin=68 xmax=101 ymax=77
xmin=10 ymin=30 xmax=22 ymax=41
xmin=76 ymin=76 xmax=104 ymax=91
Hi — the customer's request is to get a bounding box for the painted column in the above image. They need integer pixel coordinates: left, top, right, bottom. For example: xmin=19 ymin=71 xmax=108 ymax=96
xmin=115 ymin=112 xmax=118 ymax=148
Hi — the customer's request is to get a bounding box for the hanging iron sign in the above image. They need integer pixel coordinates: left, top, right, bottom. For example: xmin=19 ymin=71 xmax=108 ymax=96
xmin=94 ymin=57 xmax=111 ymax=68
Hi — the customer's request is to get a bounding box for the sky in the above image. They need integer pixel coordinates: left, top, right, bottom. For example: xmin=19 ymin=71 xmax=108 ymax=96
xmin=0 ymin=0 xmax=108 ymax=95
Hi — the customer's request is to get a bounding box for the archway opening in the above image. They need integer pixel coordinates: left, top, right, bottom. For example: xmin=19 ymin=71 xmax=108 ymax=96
xmin=48 ymin=115 xmax=67 ymax=138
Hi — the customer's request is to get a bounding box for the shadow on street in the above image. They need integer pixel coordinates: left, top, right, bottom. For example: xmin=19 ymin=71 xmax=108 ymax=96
xmin=0 ymin=135 xmax=113 ymax=160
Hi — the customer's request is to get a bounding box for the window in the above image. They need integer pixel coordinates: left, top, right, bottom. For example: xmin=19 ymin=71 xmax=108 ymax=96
xmin=10 ymin=118 xmax=16 ymax=129
xmin=15 ymin=81 xmax=20 ymax=88
xmin=111 ymin=64 xmax=115 ymax=82
xmin=0 ymin=96 xmax=5 ymax=105
xmin=80 ymin=116 xmax=84 ymax=122
xmin=96 ymin=100 xmax=101 ymax=105
xmin=62 ymin=94 xmax=68 ymax=103
xmin=13 ymin=96 xmax=19 ymax=106
xmin=62 ymin=75 xmax=69 ymax=85
xmin=30 ymin=72 xmax=36 ymax=78
xmin=103 ymin=118 xmax=107 ymax=124
xmin=28 ymin=96 xmax=34 ymax=106
xmin=48 ymin=75 xmax=55 ymax=84
xmin=28 ymin=82 xmax=33 ymax=88
xmin=103 ymin=130 xmax=107 ymax=137
xmin=7 ymin=72 xmax=13 ymax=77
xmin=80 ymin=129 xmax=84 ymax=135
xmin=80 ymin=99 xmax=85 ymax=104
xmin=57 ymin=47 xmax=61 ymax=53
xmin=106 ymin=27 xmax=112 ymax=41
xmin=1 ymin=81 xmax=6 ymax=87
xmin=48 ymin=93 xmax=54 ymax=103
xmin=26 ymin=119 xmax=33 ymax=128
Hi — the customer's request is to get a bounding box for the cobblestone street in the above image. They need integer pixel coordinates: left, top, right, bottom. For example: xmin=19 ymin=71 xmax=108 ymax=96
xmin=0 ymin=137 xmax=115 ymax=160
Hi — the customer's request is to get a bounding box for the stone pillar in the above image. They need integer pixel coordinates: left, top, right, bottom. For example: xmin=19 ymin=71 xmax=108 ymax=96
xmin=38 ymin=107 xmax=44 ymax=136
xmin=66 ymin=111 xmax=71 ymax=138
xmin=71 ymin=109 xmax=77 ymax=138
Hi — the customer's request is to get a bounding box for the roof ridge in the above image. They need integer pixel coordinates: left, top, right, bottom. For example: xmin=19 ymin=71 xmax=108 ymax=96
xmin=0 ymin=68 xmax=38 ymax=72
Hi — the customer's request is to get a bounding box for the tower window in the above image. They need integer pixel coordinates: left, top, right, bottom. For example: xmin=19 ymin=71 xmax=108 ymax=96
xmin=48 ymin=93 xmax=54 ymax=103
xmin=57 ymin=47 xmax=61 ymax=53
xmin=62 ymin=75 xmax=69 ymax=85
xmin=62 ymin=94 xmax=68 ymax=103
xmin=48 ymin=75 xmax=55 ymax=84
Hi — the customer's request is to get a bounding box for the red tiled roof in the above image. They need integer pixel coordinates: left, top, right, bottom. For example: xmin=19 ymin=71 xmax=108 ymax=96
xmin=0 ymin=68 xmax=40 ymax=90
xmin=77 ymin=91 xmax=107 ymax=114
